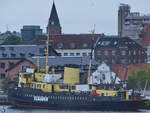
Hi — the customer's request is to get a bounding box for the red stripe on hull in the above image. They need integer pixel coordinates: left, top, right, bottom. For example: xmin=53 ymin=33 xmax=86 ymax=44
xmin=12 ymin=103 xmax=56 ymax=109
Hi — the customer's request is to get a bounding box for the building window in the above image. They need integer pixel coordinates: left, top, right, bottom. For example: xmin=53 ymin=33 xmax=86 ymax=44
xmin=57 ymin=43 xmax=64 ymax=49
xmin=70 ymin=53 xmax=74 ymax=56
xmin=0 ymin=74 xmax=5 ymax=79
xmin=76 ymin=53 xmax=80 ymax=56
xmin=88 ymin=53 xmax=91 ymax=56
xmin=112 ymin=50 xmax=116 ymax=56
xmin=9 ymin=62 xmax=14 ymax=66
xmin=133 ymin=50 xmax=136 ymax=55
xmin=97 ymin=50 xmax=101 ymax=56
xmin=82 ymin=53 xmax=87 ymax=56
xmin=9 ymin=47 xmax=14 ymax=51
xmin=121 ymin=59 xmax=126 ymax=64
xmin=128 ymin=50 xmax=131 ymax=55
xmin=133 ymin=59 xmax=136 ymax=63
xmin=138 ymin=50 xmax=141 ymax=55
xmin=70 ymin=43 xmax=76 ymax=49
xmin=104 ymin=50 xmax=108 ymax=56
xmin=83 ymin=43 xmax=88 ymax=48
xmin=64 ymin=53 xmax=68 ymax=56
xmin=121 ymin=50 xmax=126 ymax=56
xmin=112 ymin=59 xmax=115 ymax=64
xmin=104 ymin=59 xmax=108 ymax=63
xmin=0 ymin=63 xmax=5 ymax=69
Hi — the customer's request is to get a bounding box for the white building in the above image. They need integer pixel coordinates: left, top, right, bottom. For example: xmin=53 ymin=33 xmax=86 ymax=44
xmin=89 ymin=62 xmax=121 ymax=85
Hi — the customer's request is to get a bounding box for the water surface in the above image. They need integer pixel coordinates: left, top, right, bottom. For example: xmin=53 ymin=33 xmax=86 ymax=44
xmin=0 ymin=106 xmax=150 ymax=113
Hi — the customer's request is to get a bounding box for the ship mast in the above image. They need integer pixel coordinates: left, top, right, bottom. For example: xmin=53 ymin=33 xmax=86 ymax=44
xmin=88 ymin=26 xmax=95 ymax=84
xmin=37 ymin=56 xmax=40 ymax=72
xmin=45 ymin=31 xmax=50 ymax=74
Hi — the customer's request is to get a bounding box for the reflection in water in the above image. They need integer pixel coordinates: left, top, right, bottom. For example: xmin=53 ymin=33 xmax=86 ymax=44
xmin=0 ymin=106 xmax=150 ymax=113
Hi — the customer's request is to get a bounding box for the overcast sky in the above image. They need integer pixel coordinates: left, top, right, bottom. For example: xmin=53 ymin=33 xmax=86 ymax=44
xmin=0 ymin=0 xmax=150 ymax=35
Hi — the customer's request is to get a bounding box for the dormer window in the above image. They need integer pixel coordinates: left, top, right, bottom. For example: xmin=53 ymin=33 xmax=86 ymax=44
xmin=11 ymin=53 xmax=16 ymax=57
xmin=28 ymin=53 xmax=34 ymax=57
xmin=2 ymin=53 xmax=7 ymax=57
xmin=9 ymin=47 xmax=14 ymax=51
xmin=20 ymin=53 xmax=25 ymax=57
xmin=0 ymin=47 xmax=5 ymax=51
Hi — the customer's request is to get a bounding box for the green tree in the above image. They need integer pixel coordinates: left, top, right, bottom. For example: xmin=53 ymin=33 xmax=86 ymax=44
xmin=2 ymin=35 xmax=20 ymax=45
xmin=1 ymin=78 xmax=10 ymax=93
xmin=13 ymin=77 xmax=19 ymax=83
xmin=128 ymin=69 xmax=150 ymax=90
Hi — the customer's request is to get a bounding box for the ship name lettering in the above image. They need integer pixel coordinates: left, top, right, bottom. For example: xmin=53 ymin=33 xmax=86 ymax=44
xmin=34 ymin=96 xmax=48 ymax=102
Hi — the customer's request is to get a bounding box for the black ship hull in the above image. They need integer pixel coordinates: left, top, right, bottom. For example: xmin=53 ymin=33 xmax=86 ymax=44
xmin=8 ymin=87 xmax=142 ymax=111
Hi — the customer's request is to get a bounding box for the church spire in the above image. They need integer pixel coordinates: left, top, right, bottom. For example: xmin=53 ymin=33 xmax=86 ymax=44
xmin=47 ymin=1 xmax=61 ymax=35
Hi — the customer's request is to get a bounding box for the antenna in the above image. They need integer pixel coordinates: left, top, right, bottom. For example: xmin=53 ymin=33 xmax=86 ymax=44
xmin=6 ymin=24 xmax=9 ymax=32
xmin=113 ymin=68 xmax=119 ymax=89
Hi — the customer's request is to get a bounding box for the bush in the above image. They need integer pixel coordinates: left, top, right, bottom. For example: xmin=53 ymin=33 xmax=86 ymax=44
xmin=2 ymin=35 xmax=20 ymax=45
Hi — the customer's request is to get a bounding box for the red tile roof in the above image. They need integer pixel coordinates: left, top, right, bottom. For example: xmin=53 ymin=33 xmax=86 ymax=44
xmin=110 ymin=63 xmax=150 ymax=80
xmin=29 ymin=34 xmax=101 ymax=49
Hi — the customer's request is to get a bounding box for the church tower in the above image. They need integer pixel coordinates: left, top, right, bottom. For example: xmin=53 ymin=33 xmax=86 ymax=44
xmin=47 ymin=2 xmax=62 ymax=36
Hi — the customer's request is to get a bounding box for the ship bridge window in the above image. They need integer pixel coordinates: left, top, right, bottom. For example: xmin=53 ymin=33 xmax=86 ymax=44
xmin=34 ymin=84 xmax=36 ymax=88
xmin=23 ymin=74 xmax=32 ymax=78
xmin=22 ymin=66 xmax=30 ymax=72
xmin=43 ymin=85 xmax=45 ymax=88
xmin=31 ymin=84 xmax=34 ymax=88
xmin=37 ymin=84 xmax=41 ymax=88
xmin=59 ymin=84 xmax=68 ymax=89
xmin=71 ymin=86 xmax=76 ymax=90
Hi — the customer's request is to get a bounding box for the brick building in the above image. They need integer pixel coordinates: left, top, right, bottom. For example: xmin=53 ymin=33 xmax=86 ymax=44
xmin=0 ymin=58 xmax=34 ymax=88
xmin=94 ymin=36 xmax=147 ymax=64
xmin=28 ymin=1 xmax=101 ymax=57
xmin=32 ymin=34 xmax=100 ymax=57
